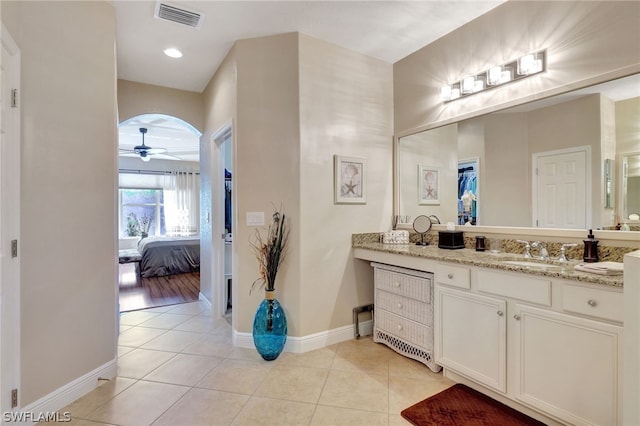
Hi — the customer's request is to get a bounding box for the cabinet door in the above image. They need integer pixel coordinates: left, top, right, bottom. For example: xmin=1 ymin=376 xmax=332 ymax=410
xmin=435 ymin=286 xmax=507 ymax=392
xmin=513 ymin=304 xmax=622 ymax=426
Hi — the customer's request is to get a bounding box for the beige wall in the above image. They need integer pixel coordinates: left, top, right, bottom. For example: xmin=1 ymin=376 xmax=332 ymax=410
xmin=117 ymin=79 xmax=204 ymax=131
xmin=483 ymin=113 xmax=530 ymax=226
xmin=399 ymin=125 xmax=458 ymax=223
xmin=394 ymin=1 xmax=640 ymax=135
xmin=201 ymin=32 xmax=393 ymax=336
xmin=2 ymin=1 xmax=117 ymax=405
xmin=200 ymin=47 xmax=238 ymax=303
xmin=616 ymin=98 xmax=640 ymax=155
xmin=298 ymin=34 xmax=393 ymax=335
xmin=233 ymin=33 xmax=301 ymax=334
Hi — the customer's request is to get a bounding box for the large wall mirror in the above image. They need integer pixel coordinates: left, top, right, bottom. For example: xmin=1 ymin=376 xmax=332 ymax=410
xmin=397 ymin=73 xmax=640 ymax=230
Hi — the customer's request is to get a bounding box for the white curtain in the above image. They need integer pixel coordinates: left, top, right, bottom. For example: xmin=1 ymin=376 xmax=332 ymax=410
xmin=164 ymin=171 xmax=200 ymax=236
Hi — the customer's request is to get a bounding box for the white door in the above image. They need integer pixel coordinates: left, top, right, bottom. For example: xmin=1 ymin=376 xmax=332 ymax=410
xmin=534 ymin=148 xmax=588 ymax=228
xmin=1 ymin=23 xmax=21 ymax=413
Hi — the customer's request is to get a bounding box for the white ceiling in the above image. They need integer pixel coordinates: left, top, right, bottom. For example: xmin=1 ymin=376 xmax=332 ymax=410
xmin=112 ymin=0 xmax=505 ymax=93
xmin=114 ymin=0 xmax=505 ymax=163
xmin=114 ymin=1 xmax=638 ymax=164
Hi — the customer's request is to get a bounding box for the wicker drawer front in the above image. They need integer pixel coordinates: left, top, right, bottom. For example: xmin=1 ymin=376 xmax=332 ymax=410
xmin=376 ymin=290 xmax=430 ymax=324
xmin=376 ymin=309 xmax=432 ymax=349
xmin=374 ymin=268 xmax=431 ymax=302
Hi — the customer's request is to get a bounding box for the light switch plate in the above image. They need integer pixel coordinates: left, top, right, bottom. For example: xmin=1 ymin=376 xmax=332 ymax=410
xmin=247 ymin=212 xmax=265 ymax=226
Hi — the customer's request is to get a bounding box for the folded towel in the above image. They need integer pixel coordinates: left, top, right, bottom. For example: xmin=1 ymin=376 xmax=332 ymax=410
xmin=574 ymin=261 xmax=624 ymax=276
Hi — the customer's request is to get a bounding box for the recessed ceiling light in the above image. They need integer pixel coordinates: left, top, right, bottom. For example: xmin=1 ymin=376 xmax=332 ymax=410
xmin=163 ymin=48 xmax=183 ymax=58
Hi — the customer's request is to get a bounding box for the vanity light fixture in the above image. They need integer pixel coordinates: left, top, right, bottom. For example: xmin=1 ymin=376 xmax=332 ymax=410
xmin=441 ymin=50 xmax=546 ymax=102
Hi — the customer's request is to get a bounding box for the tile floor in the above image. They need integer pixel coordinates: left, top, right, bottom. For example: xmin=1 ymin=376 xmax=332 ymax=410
xmin=60 ymin=301 xmax=453 ymax=426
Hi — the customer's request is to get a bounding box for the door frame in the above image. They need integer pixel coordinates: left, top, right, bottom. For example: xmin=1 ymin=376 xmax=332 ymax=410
xmin=532 ymin=146 xmax=591 ymax=228
xmin=1 ymin=23 xmax=21 ymax=413
xmin=209 ymin=122 xmax=233 ymax=320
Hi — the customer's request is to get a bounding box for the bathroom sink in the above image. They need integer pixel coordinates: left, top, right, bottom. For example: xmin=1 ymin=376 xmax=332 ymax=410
xmin=500 ymin=260 xmax=561 ymax=270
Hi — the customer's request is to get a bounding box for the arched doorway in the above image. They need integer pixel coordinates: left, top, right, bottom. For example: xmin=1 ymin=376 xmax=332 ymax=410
xmin=117 ymin=114 xmax=202 ymax=312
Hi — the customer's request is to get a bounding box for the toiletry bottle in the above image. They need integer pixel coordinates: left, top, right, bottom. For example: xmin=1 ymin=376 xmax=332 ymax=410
xmin=583 ymin=229 xmax=599 ymax=263
xmin=621 ymin=222 xmax=630 ymax=231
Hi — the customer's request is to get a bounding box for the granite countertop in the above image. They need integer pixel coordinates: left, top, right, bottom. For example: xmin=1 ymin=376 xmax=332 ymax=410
xmin=353 ymin=241 xmax=623 ymax=288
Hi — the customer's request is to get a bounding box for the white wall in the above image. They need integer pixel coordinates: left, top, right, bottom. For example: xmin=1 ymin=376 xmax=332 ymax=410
xmin=2 ymin=1 xmax=117 ymax=405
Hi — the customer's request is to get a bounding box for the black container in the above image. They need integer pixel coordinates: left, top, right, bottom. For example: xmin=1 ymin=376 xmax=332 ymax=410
xmin=583 ymin=229 xmax=599 ymax=263
xmin=438 ymin=231 xmax=465 ymax=250
xmin=475 ymin=236 xmax=486 ymax=251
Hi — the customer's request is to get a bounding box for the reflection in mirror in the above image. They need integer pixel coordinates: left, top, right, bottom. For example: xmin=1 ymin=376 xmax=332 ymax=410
xmin=397 ymin=73 xmax=640 ymax=230
xmin=622 ymin=153 xmax=640 ymax=222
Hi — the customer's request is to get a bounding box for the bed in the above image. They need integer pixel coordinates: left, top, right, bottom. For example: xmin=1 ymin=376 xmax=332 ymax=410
xmin=137 ymin=236 xmax=200 ymax=278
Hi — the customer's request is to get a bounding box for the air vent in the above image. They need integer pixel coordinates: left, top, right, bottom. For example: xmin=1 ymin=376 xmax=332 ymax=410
xmin=155 ymin=2 xmax=204 ymax=28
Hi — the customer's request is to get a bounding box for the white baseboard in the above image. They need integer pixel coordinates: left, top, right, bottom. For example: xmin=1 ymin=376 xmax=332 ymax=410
xmin=18 ymin=359 xmax=117 ymax=425
xmin=198 ymin=292 xmax=212 ymax=310
xmin=234 ymin=320 xmax=373 ymax=354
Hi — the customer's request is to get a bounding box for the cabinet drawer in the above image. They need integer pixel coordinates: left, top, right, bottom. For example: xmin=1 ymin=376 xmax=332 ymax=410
xmin=376 ymin=309 xmax=432 ymax=348
xmin=374 ymin=268 xmax=431 ymax=302
xmin=435 ymin=263 xmax=470 ymax=289
xmin=562 ymin=284 xmax=623 ymax=323
xmin=476 ymin=269 xmax=551 ymax=306
xmin=376 ymin=290 xmax=430 ymax=324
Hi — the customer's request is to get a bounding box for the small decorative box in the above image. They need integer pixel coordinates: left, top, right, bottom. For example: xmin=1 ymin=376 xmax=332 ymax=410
xmin=438 ymin=231 xmax=465 ymax=249
xmin=382 ymin=230 xmax=410 ymax=244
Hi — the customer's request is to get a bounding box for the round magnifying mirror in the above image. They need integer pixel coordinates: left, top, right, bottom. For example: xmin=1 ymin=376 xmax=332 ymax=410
xmin=413 ymin=215 xmax=432 ymax=246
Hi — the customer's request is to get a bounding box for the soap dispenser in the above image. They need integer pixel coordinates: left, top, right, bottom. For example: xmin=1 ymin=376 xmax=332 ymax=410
xmin=583 ymin=229 xmax=599 ymax=263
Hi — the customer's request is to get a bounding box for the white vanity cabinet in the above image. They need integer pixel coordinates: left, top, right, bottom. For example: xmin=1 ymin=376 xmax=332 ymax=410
xmin=513 ymin=304 xmax=622 ymax=426
xmin=371 ymin=262 xmax=440 ymax=372
xmin=435 ymin=287 xmax=506 ymax=392
xmin=434 ymin=264 xmax=623 ymax=426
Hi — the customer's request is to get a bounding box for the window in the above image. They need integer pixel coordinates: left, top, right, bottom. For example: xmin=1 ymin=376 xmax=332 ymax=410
xmin=119 ymin=188 xmax=166 ymax=237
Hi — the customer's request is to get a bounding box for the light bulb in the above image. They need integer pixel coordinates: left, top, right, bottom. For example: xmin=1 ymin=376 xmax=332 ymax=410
xmin=461 ymin=76 xmax=475 ymax=94
xmin=487 ymin=66 xmax=502 ymax=86
xmin=440 ymin=85 xmax=452 ymax=101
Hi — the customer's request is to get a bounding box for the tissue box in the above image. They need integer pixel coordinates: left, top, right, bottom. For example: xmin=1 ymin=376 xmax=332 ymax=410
xmin=382 ymin=230 xmax=409 ymax=244
xmin=438 ymin=231 xmax=464 ymax=249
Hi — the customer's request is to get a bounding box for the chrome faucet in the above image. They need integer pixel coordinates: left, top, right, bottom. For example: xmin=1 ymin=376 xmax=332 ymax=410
xmin=558 ymin=243 xmax=578 ymax=262
xmin=531 ymin=241 xmax=550 ymax=260
xmin=517 ymin=240 xmax=532 ymax=258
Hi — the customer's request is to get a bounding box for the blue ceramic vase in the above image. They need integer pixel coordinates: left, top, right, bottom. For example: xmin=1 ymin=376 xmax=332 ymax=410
xmin=252 ymin=294 xmax=287 ymax=361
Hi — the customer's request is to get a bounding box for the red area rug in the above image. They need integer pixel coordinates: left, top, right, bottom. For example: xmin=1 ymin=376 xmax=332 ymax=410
xmin=401 ymin=384 xmax=547 ymax=426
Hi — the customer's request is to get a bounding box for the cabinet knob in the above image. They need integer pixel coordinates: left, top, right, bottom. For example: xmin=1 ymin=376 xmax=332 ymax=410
xmin=397 ymin=303 xmax=403 ymax=309
xmin=587 ymin=299 xmax=597 ymax=307
xmin=394 ymin=281 xmax=400 ymax=287
xmin=397 ymin=324 xmax=403 ymax=331
xmin=447 ymin=273 xmax=454 ymax=279
xmin=513 ymin=314 xmax=521 ymax=320
xmin=497 ymin=310 xmax=504 ymax=316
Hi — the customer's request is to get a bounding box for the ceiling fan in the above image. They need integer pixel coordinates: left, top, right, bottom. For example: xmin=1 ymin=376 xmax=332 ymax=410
xmin=119 ymin=127 xmax=180 ymax=162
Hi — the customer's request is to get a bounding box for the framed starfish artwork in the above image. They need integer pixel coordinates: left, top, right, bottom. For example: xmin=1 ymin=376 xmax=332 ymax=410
xmin=334 ymin=155 xmax=367 ymax=204
xmin=418 ymin=165 xmax=440 ymax=205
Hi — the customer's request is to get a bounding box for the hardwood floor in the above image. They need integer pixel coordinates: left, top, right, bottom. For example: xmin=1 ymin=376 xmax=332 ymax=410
xmin=118 ymin=263 xmax=200 ymax=312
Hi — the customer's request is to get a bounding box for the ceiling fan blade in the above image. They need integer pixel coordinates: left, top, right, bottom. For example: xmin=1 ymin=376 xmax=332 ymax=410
xmin=146 ymin=148 xmax=167 ymax=154
xmin=152 ymin=153 xmax=182 ymax=160
xmin=119 ymin=152 xmax=140 ymax=158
